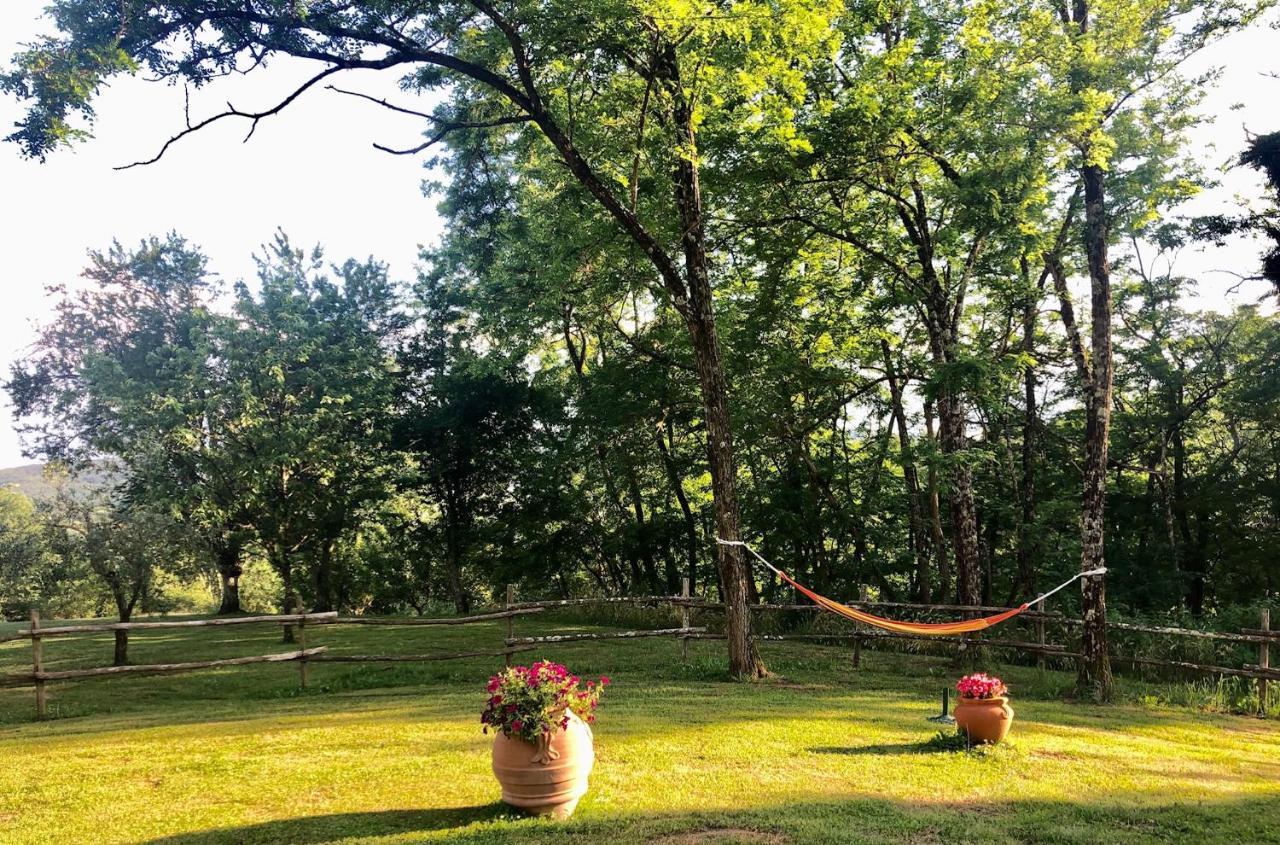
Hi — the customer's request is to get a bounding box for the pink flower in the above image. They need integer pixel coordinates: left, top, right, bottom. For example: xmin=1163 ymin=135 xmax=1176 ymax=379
xmin=482 ymin=661 xmax=606 ymax=738
xmin=956 ymin=672 xmax=1008 ymax=700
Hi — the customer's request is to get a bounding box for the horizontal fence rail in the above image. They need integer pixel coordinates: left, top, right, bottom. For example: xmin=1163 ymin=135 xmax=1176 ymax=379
xmin=5 ymin=647 xmax=328 ymax=685
xmin=507 ymin=627 xmax=707 ymax=646
xmin=312 ymin=645 xmax=538 ymax=663
xmin=333 ymin=608 xmax=544 ymax=626
xmin=0 ymin=612 xmax=338 ymax=642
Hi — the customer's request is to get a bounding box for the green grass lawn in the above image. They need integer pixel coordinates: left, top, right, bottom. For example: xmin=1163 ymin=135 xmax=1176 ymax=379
xmin=1 ymin=610 xmax=1278 ymax=845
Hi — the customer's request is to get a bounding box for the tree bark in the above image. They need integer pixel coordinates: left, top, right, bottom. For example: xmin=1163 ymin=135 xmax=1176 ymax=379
xmin=622 ymin=458 xmax=661 ymax=593
xmin=919 ymin=263 xmax=979 ymax=607
xmin=1016 ymin=256 xmax=1040 ymax=600
xmin=923 ymin=399 xmax=951 ymax=591
xmin=273 ymin=551 xmax=296 ymax=644
xmin=655 ymin=417 xmax=698 ymax=592
xmin=1170 ymin=403 xmax=1207 ymax=614
xmin=313 ymin=536 xmax=336 ymax=614
xmin=113 ymin=596 xmax=135 ymax=666
xmin=1077 ymin=158 xmax=1115 ymax=701
xmin=883 ymin=345 xmax=931 ymax=602
xmin=937 ymin=381 xmax=981 ymax=607
xmin=665 ymin=47 xmax=764 ymax=678
xmin=216 ymin=568 xmax=241 ymax=616
xmin=442 ymin=486 xmax=471 ymax=615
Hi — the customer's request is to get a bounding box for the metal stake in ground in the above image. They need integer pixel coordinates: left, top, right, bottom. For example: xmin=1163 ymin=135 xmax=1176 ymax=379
xmin=927 ymin=687 xmax=955 ymax=725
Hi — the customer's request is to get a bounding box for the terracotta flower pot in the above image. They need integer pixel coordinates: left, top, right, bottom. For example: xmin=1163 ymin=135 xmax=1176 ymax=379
xmin=491 ymin=709 xmax=594 ymax=818
xmin=954 ymin=695 xmax=1014 ymax=744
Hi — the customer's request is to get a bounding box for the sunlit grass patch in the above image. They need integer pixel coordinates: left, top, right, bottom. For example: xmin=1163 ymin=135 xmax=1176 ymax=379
xmin=0 ymin=617 xmax=1277 ymax=844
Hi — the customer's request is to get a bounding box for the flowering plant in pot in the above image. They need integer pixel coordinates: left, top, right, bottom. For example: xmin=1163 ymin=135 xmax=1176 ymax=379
xmin=953 ymin=672 xmax=1014 ymax=744
xmin=483 ymin=660 xmax=609 ymax=817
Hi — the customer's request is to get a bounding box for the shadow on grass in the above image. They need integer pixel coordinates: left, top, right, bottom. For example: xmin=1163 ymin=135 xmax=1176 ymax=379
xmin=134 ymin=794 xmax=1280 ymax=845
xmin=808 ymin=741 xmax=954 ymax=756
xmin=142 ymin=804 xmax=509 ymax=845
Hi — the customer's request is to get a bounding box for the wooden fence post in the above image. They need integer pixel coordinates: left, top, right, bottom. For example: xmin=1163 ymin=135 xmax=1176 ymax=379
xmin=680 ymin=577 xmax=691 ymax=661
xmin=1260 ymin=608 xmax=1270 ymax=716
xmin=295 ymin=596 xmax=308 ymax=690
xmin=31 ymin=609 xmax=46 ymax=720
xmin=505 ymin=585 xmax=516 ymax=667
xmin=1035 ymin=598 xmax=1046 ymax=673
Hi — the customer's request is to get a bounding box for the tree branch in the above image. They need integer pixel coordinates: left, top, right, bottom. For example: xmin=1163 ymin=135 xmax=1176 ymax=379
xmin=116 ymin=60 xmax=395 ymax=170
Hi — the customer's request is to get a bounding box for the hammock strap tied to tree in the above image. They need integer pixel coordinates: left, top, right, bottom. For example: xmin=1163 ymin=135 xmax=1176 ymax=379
xmin=715 ymin=539 xmax=1104 ymax=637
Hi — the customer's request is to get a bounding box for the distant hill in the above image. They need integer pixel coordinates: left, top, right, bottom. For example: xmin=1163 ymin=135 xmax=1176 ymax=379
xmin=0 ymin=463 xmax=117 ymax=500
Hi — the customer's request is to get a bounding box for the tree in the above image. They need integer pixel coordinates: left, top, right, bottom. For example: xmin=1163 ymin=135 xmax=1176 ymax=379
xmin=217 ymin=236 xmax=401 ymax=622
xmin=0 ymin=487 xmax=60 ymax=619
xmin=4 ymin=234 xmax=255 ymax=613
xmin=1038 ymin=0 xmax=1270 ymax=700
xmin=1240 ymin=131 xmax=1280 ymax=293
xmin=42 ymin=487 xmax=185 ymax=665
xmin=396 ymin=277 xmax=537 ymax=614
xmin=0 ymin=0 xmax=853 ymax=679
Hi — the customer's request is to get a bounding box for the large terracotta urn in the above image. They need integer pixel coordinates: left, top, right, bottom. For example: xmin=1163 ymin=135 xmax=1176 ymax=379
xmin=954 ymin=696 xmax=1014 ymax=744
xmin=491 ymin=709 xmax=595 ymax=818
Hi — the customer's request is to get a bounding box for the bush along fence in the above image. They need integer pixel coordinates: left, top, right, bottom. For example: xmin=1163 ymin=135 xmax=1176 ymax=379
xmin=1 ymin=584 xmax=1275 ymax=721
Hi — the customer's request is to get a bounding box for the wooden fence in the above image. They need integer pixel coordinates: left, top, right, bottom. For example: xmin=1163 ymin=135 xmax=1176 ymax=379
xmin=501 ymin=584 xmax=1277 ymax=716
xmin=2 ymin=582 xmax=1275 ymax=721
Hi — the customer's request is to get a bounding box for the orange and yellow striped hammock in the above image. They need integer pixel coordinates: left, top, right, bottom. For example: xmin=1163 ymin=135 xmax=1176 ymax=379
xmin=717 ymin=539 xmax=1104 ymax=636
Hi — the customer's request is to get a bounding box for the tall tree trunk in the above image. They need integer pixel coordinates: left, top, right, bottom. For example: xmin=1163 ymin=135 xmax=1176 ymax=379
xmin=113 ymin=601 xmax=132 ymax=666
xmin=532 ymin=35 xmax=763 ymax=676
xmin=314 ymin=536 xmax=337 ymax=614
xmin=622 ymin=459 xmax=661 ymax=593
xmin=923 ymin=400 xmax=951 ymax=591
xmin=667 ymin=53 xmax=764 ymax=678
xmin=1017 ymin=260 xmax=1040 ymax=600
xmin=442 ymin=488 xmax=471 ymax=615
xmin=1171 ymin=408 xmax=1206 ymax=614
xmin=938 ymin=388 xmax=981 ymax=606
xmin=922 ymin=287 xmax=979 ymax=608
xmin=883 ymin=340 xmax=931 ymax=602
xmin=214 ymin=536 xmax=244 ymax=616
xmin=1077 ymin=158 xmax=1115 ymax=701
xmin=655 ymin=418 xmax=698 ymax=592
xmin=272 ymin=549 xmax=296 ymax=644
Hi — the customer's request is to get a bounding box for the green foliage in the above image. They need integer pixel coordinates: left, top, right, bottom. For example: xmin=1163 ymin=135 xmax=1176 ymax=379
xmin=0 ymin=486 xmax=69 ymax=619
xmin=1 ymin=0 xmax=1278 ymax=633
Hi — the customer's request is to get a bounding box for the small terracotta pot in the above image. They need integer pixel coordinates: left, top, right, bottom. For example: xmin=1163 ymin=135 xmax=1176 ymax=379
xmin=491 ymin=709 xmax=594 ymax=818
xmin=954 ymin=695 xmax=1014 ymax=744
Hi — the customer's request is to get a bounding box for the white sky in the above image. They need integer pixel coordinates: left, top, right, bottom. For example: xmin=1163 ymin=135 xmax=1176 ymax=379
xmin=0 ymin=3 xmax=1276 ymax=468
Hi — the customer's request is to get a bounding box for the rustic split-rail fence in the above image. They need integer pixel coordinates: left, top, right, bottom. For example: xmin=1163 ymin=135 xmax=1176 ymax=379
xmin=1 ymin=580 xmax=1274 ymax=721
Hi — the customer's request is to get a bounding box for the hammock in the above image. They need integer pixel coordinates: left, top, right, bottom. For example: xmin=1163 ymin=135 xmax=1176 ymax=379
xmin=716 ymin=539 xmax=1104 ymax=637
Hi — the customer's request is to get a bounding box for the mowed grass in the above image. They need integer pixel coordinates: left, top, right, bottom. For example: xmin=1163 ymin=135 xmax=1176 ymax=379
xmin=1 ymin=609 xmax=1278 ymax=845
